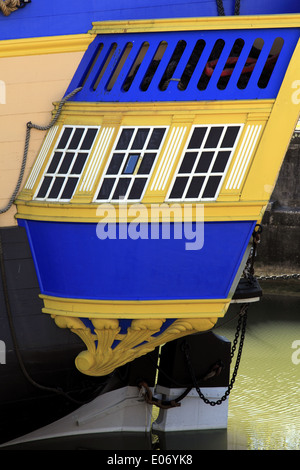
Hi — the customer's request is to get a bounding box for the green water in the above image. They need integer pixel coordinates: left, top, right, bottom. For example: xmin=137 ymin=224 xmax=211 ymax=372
xmin=219 ymin=286 xmax=300 ymax=450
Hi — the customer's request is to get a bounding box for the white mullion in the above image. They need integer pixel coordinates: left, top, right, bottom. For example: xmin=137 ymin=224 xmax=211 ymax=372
xmin=198 ymin=125 xmax=227 ymax=200
xmin=181 ymin=125 xmax=211 ymax=200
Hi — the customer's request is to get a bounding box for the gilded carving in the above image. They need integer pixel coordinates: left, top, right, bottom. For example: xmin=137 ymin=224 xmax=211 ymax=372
xmin=52 ymin=315 xmax=217 ymax=376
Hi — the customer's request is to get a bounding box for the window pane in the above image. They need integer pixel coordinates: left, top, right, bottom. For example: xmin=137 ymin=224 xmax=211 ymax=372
xmin=204 ymin=127 xmax=223 ymax=148
xmin=132 ymin=128 xmax=150 ymax=149
xmin=116 ymin=128 xmax=134 ymax=150
xmin=47 ymin=152 xmax=63 ymax=173
xmin=80 ymin=128 xmax=98 ymax=150
xmin=186 ymin=176 xmax=205 ymax=199
xmin=71 ymin=153 xmax=88 ymax=174
xmin=138 ymin=153 xmax=156 ymax=174
xmin=57 ymin=152 xmax=74 ymax=174
xmin=68 ymin=128 xmax=85 ymax=149
xmin=123 ymin=154 xmax=140 ymax=174
xmin=195 ymin=151 xmax=214 ymax=173
xmin=57 ymin=127 xmax=72 ymax=149
xmin=212 ymin=151 xmax=231 ymax=172
xmin=48 ymin=177 xmax=65 ymax=199
xmin=106 ymin=153 xmax=125 ymax=174
xmin=188 ymin=127 xmax=207 ymax=149
xmin=97 ymin=178 xmax=115 ymax=200
xmin=178 ymin=152 xmax=198 ymax=174
xmin=221 ymin=126 xmax=240 ymax=148
xmin=202 ymin=176 xmax=222 ymax=198
xmin=147 ymin=128 xmax=166 ymax=149
xmin=169 ymin=177 xmax=189 ymax=199
xmin=61 ymin=177 xmax=79 ymax=199
xmin=36 ymin=176 xmax=52 ymax=198
xmin=112 ymin=178 xmax=131 ymax=199
xmin=128 ymin=178 xmax=147 ymax=199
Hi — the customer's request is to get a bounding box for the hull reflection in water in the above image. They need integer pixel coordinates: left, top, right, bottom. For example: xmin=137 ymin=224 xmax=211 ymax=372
xmin=221 ymin=284 xmax=300 ymax=451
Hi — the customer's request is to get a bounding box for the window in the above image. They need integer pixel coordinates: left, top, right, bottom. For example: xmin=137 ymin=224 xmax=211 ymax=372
xmin=95 ymin=126 xmax=167 ymax=202
xmin=167 ymin=124 xmax=242 ymax=201
xmin=34 ymin=126 xmax=99 ymax=201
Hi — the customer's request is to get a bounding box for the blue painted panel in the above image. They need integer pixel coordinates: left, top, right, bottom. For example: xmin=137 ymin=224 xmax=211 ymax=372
xmin=65 ymin=28 xmax=300 ymax=102
xmin=18 ymin=219 xmax=256 ymax=301
xmin=0 ymin=1 xmax=299 ymax=41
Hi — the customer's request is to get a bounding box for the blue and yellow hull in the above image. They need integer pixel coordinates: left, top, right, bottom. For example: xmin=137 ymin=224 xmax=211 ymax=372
xmin=14 ymin=13 xmax=300 ymax=375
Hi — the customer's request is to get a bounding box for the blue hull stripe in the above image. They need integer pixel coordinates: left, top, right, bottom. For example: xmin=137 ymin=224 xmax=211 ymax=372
xmin=18 ymin=219 xmax=256 ymax=301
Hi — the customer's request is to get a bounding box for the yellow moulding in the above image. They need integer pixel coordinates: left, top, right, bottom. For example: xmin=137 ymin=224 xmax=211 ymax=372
xmin=0 ymin=33 xmax=95 ymax=58
xmin=241 ymin=38 xmax=300 ymax=202
xmin=40 ymin=294 xmax=230 ymax=319
xmin=89 ymin=14 xmax=300 ymax=35
xmin=14 ymin=200 xmax=267 ymax=223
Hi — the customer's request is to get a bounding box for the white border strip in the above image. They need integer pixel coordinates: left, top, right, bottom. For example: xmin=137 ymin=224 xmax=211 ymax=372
xmin=226 ymin=124 xmax=261 ymax=190
xmin=25 ymin=125 xmax=58 ymax=190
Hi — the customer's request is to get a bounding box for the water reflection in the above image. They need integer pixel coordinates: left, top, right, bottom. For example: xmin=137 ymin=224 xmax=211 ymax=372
xmin=220 ymin=284 xmax=300 ymax=450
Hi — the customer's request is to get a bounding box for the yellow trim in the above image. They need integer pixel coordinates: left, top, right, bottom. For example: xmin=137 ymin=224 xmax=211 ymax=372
xmin=89 ymin=14 xmax=300 ymax=35
xmin=0 ymin=33 xmax=95 ymax=58
xmin=241 ymin=38 xmax=300 ymax=202
xmin=41 ymin=293 xmax=230 ymax=319
xmin=15 ymin=201 xmax=266 ymax=223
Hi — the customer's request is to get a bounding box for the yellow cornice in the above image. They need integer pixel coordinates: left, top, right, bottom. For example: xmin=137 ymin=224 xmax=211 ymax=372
xmin=14 ymin=200 xmax=266 ymax=223
xmin=89 ymin=14 xmax=300 ymax=35
xmin=0 ymin=33 xmax=95 ymax=58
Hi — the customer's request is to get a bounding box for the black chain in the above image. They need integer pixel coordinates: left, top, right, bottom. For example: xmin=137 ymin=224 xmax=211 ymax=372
xmin=183 ymin=303 xmax=248 ymax=406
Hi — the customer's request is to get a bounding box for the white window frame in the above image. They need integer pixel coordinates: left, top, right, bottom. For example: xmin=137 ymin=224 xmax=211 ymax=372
xmin=166 ymin=123 xmax=244 ymax=202
xmin=34 ymin=125 xmax=100 ymax=202
xmin=93 ymin=125 xmax=169 ymax=203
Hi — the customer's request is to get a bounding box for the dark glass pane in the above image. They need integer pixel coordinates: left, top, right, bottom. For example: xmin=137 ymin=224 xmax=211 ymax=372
xmin=178 ymin=152 xmax=198 ymax=174
xmin=48 ymin=177 xmax=65 ymax=199
xmin=159 ymin=40 xmax=186 ymax=91
xmin=147 ymin=128 xmax=166 ymax=149
xmin=57 ymin=152 xmax=74 ymax=174
xmin=204 ymin=127 xmax=223 ymax=148
xmin=68 ymin=128 xmax=85 ymax=149
xmin=71 ymin=153 xmax=88 ymax=174
xmin=132 ymin=128 xmax=150 ymax=149
xmin=80 ymin=128 xmax=98 ymax=150
xmin=123 ymin=154 xmax=140 ymax=174
xmin=221 ymin=126 xmax=240 ymax=148
xmin=36 ymin=176 xmax=52 ymax=198
xmin=197 ymin=39 xmax=225 ymax=91
xmin=97 ymin=178 xmax=115 ymax=200
xmin=116 ymin=128 xmax=134 ymax=150
xmin=212 ymin=151 xmax=231 ymax=172
xmin=179 ymin=39 xmax=206 ymax=91
xmin=128 ymin=178 xmax=147 ymax=199
xmin=112 ymin=178 xmax=131 ymax=199
xmin=47 ymin=152 xmax=63 ymax=173
xmin=258 ymin=38 xmax=284 ymax=89
xmin=106 ymin=153 xmax=125 ymax=174
xmin=169 ymin=177 xmax=188 ymax=199
xmin=217 ymin=39 xmax=245 ymax=90
xmin=138 ymin=153 xmax=156 ymax=174
xmin=186 ymin=176 xmax=205 ymax=199
xmin=202 ymin=175 xmax=222 ymax=199
xmin=188 ymin=127 xmax=207 ymax=149
xmin=195 ymin=151 xmax=214 ymax=173
xmin=61 ymin=177 xmax=79 ymax=199
xmin=57 ymin=127 xmax=72 ymax=149
xmin=237 ymin=38 xmax=263 ymax=90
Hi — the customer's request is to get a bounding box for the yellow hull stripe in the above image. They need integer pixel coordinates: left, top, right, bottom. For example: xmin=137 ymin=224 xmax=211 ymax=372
xmin=41 ymin=294 xmax=230 ymax=319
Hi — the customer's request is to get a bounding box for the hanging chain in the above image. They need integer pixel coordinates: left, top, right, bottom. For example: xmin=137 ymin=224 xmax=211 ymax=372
xmin=183 ymin=303 xmax=248 ymax=406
